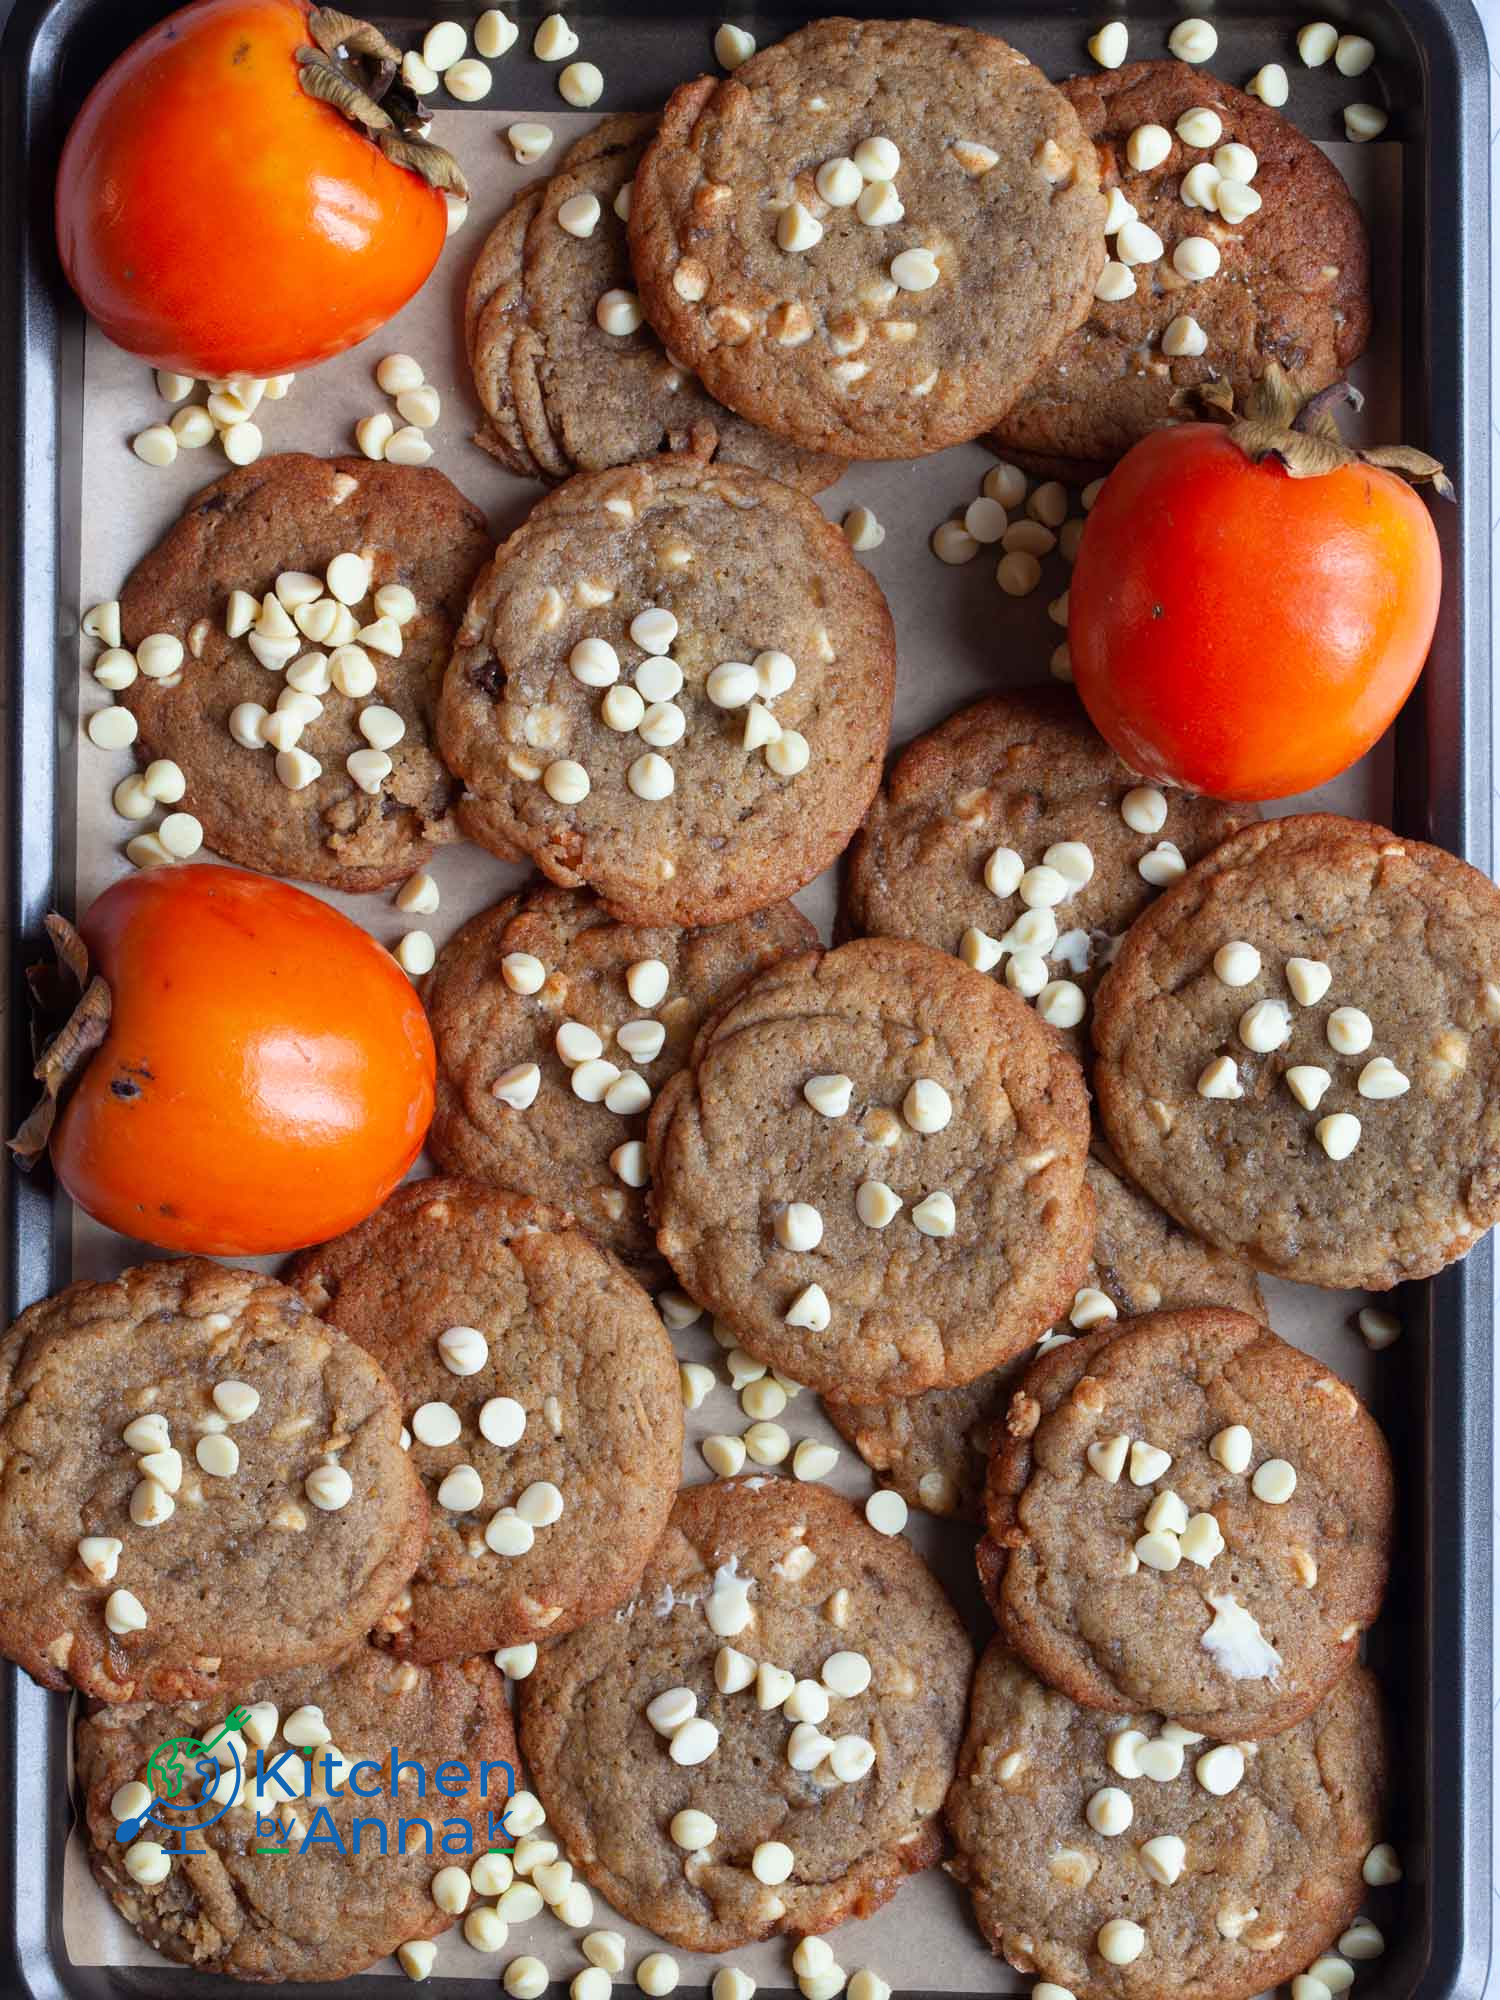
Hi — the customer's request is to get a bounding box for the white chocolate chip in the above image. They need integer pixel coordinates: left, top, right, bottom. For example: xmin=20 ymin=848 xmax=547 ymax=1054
xmin=1358 ymin=1305 xmax=1401 ymax=1351
xmin=1086 ymin=1434 xmax=1130 ymax=1483
xmin=864 ymin=1489 xmax=908 ymax=1536
xmin=715 ymin=22 xmax=755 ymax=68
xmin=1129 ymin=1439 xmax=1172 ymax=1485
xmin=1298 ymin=20 xmax=1339 ymax=64
xmin=1138 ymin=840 xmax=1186 ymax=886
xmin=1173 ymin=235 xmax=1221 ymax=280
xmin=703 ymin=1433 xmax=746 ymax=1478
xmin=1238 ymin=998 xmax=1291 ymax=1053
xmin=1181 ymin=1512 xmax=1225 ymax=1566
xmin=1116 ymin=218 xmax=1165 ymax=266
xmin=1217 ymin=179 xmax=1264 ymax=225
xmin=1093 ymin=260 xmax=1136 ymax=302
xmin=558 ymin=60 xmax=602 ymax=107
xmin=509 ymin=122 xmax=555 ymax=164
xmin=1325 ymin=1005 xmax=1373 ymax=1056
xmin=597 ymin=289 xmax=644 ymax=336
xmin=1197 ymin=1055 xmax=1243 ymax=1100
xmin=890 ymin=248 xmax=940 ymax=292
xmin=1251 ymin=1457 xmax=1297 ymax=1504
xmin=1121 ymin=785 xmax=1167 ymax=834
xmin=1085 ymin=1785 xmax=1133 ymax=1836
xmin=911 ymin=1192 xmax=956 ymax=1238
xmin=1363 ymin=1841 xmax=1402 ymax=1886
xmin=855 ymin=180 xmax=904 ymax=227
xmin=1070 ymin=1288 xmax=1118 ymax=1330
xmin=1335 ymin=32 xmax=1376 ymax=74
xmin=1089 ymin=20 xmax=1129 ymax=67
xmin=1196 ymin=1743 xmax=1246 ymax=1794
xmin=1246 ymin=62 xmax=1290 ymax=104
xmin=1357 ymin=1056 xmax=1410 ymax=1099
xmin=1284 ymin=956 xmax=1333 ymax=1006
xmin=1176 ymin=106 xmax=1224 ymax=147
xmin=1344 ymin=102 xmax=1388 ymax=141
xmin=1316 ymin=1111 xmax=1361 ymax=1160
xmin=1162 ymin=313 xmax=1208 ymax=357
xmin=1097 ymin=1919 xmax=1146 ymax=1966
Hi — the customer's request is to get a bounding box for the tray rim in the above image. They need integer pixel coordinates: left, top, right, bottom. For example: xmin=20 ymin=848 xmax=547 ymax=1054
xmin=0 ymin=0 xmax=1493 ymax=1995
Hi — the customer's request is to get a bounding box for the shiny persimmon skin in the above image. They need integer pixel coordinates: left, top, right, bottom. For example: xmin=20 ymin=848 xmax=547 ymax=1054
xmin=51 ymin=866 xmax=434 ymax=1256
xmin=1068 ymin=424 xmax=1442 ymax=802
xmin=55 ymin=0 xmax=447 ymax=376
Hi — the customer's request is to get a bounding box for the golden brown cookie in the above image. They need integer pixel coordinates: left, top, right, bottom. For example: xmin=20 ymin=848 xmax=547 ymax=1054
xmin=843 ymin=688 xmax=1256 ymax=1054
xmin=0 ymin=1260 xmax=426 ymax=1704
xmin=629 ymin=18 xmax=1107 ymax=459
xmin=437 ymin=455 xmax=896 ymax=926
xmin=519 ymin=1476 xmax=973 ymax=1951
xmin=945 ymin=1641 xmax=1386 ymax=2000
xmin=989 ymin=60 xmax=1371 ymax=484
xmin=78 ymin=1647 xmax=516 ymax=1981
xmin=422 ymin=885 xmax=816 ymax=1275
xmin=824 ymin=1153 xmax=1263 ymax=1522
xmin=465 ymin=114 xmax=843 ymax=491
xmin=978 ymin=1309 xmax=1394 ymax=1739
xmin=1093 ymin=814 xmax=1500 ymax=1288
xmin=289 ymin=1179 xmax=682 ymax=1660
xmin=118 ymin=455 xmax=492 ymax=892
xmin=648 ymin=937 xmax=1094 ymax=1400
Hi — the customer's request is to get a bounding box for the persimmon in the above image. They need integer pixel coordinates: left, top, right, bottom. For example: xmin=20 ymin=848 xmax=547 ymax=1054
xmin=1067 ymin=370 xmax=1447 ymax=803
xmin=13 ymin=866 xmax=434 ymax=1256
xmin=55 ymin=0 xmax=466 ymax=378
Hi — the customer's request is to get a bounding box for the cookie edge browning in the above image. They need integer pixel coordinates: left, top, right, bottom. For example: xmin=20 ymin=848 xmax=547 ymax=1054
xmin=0 ymin=1258 xmax=429 ymax=1704
xmin=518 ymin=1474 xmax=975 ymax=1953
xmin=646 ymin=936 xmax=1096 ymax=1399
xmin=1092 ymin=812 xmax=1500 ymax=1288
xmin=437 ymin=456 xmax=898 ymax=928
xmin=944 ymin=1637 xmax=1387 ymax=2000
xmin=287 ymin=1175 xmax=685 ymax=1658
xmin=629 ymin=23 xmax=1107 ymax=460
xmin=988 ymin=58 xmax=1373 ymax=481
xmin=977 ymin=1306 xmax=1395 ymax=1739
xmin=78 ymin=1649 xmax=515 ymax=1981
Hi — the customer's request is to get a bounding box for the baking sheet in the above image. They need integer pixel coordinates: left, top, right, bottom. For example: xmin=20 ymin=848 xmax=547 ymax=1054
xmin=58 ymin=103 xmax=1404 ymax=1985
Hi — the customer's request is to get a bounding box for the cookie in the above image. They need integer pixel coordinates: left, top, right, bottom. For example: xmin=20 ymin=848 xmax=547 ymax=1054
xmin=289 ymin=1178 xmax=682 ymax=1660
xmin=0 ymin=1259 xmax=425 ymax=1704
xmin=423 ymin=885 xmax=817 ymax=1273
xmin=648 ymin=936 xmax=1093 ymax=1400
xmin=842 ymin=688 xmax=1255 ymax=1052
xmin=518 ymin=1475 xmax=973 ymax=1951
xmin=978 ymin=1308 xmax=1393 ymax=1739
xmin=437 ymin=455 xmax=896 ymax=926
xmin=119 ymin=455 xmax=492 ymax=893
xmin=989 ymin=60 xmax=1371 ymax=483
xmin=945 ymin=1641 xmax=1386 ymax=2000
xmin=628 ymin=18 xmax=1107 ymax=459
xmin=1092 ymin=813 xmax=1500 ymax=1289
xmin=465 ymin=114 xmax=843 ymax=492
xmin=78 ymin=1645 xmax=516 ymax=1981
xmin=824 ymin=1153 xmax=1263 ymax=1522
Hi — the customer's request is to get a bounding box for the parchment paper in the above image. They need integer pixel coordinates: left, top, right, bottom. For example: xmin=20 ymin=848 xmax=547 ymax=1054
xmin=58 ymin=110 xmax=1403 ymax=1985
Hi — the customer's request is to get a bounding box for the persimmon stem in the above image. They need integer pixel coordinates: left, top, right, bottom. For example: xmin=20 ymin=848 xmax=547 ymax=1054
xmin=297 ymin=7 xmax=468 ymax=198
xmin=8 ymin=917 xmax=112 ymax=1167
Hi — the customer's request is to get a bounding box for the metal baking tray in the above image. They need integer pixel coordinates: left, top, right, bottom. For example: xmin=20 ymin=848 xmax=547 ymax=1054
xmin=0 ymin=0 xmax=1492 ymax=1994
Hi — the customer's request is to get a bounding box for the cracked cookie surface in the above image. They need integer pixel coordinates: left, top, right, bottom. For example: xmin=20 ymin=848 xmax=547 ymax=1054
xmin=422 ymin=885 xmax=815 ymax=1274
xmin=290 ymin=1178 xmax=682 ymax=1660
xmin=519 ymin=1475 xmax=972 ymax=1951
xmin=649 ymin=936 xmax=1093 ymax=1400
xmin=437 ymin=455 xmax=896 ymax=926
xmin=466 ymin=113 xmax=843 ymax=491
xmin=629 ymin=17 xmax=1106 ymax=459
xmin=119 ymin=454 xmax=491 ymax=892
xmin=978 ymin=1307 xmax=1393 ymax=1739
xmin=79 ymin=1646 xmax=515 ymax=1981
xmin=945 ymin=1640 xmax=1384 ymax=2000
xmin=1093 ymin=813 xmax=1500 ymax=1288
xmin=825 ymin=1154 xmax=1263 ymax=1522
xmin=989 ymin=60 xmax=1370 ymax=483
xmin=0 ymin=1259 xmax=425 ymax=1703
